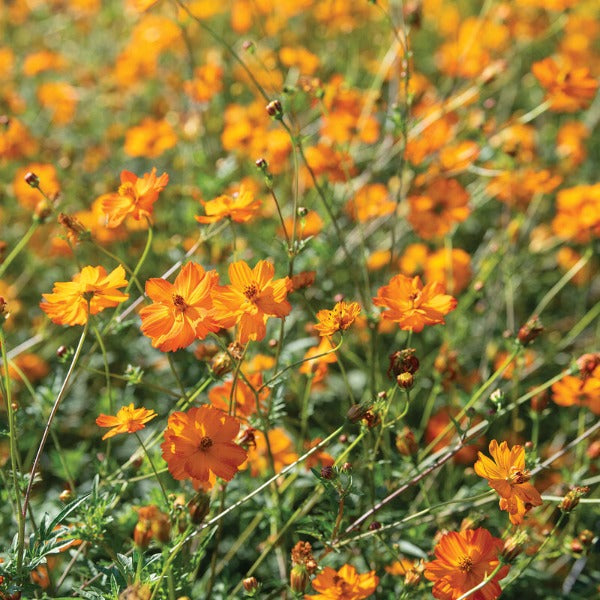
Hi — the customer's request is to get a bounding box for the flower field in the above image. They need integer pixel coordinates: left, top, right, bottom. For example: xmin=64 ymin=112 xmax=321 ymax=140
xmin=1 ymin=1 xmax=599 ymax=598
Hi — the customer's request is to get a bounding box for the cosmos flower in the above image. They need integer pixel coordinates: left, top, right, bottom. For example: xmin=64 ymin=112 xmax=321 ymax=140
xmin=314 ymin=301 xmax=361 ymax=336
xmin=161 ymin=405 xmax=247 ymax=490
xmin=304 ymin=564 xmax=379 ymax=599
xmin=139 ymin=262 xmax=221 ymax=352
xmin=96 ymin=404 xmax=157 ymax=440
xmin=211 ymin=260 xmax=291 ymax=344
xmin=40 ymin=265 xmax=129 ymax=326
xmin=474 ymin=440 xmax=543 ymax=525
xmin=102 ymin=168 xmax=169 ymax=228
xmin=424 ymin=528 xmax=509 ymax=600
xmin=373 ymin=274 xmax=457 ymax=333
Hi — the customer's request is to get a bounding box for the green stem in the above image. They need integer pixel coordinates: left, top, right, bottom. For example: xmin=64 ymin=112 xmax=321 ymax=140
xmin=21 ymin=320 xmax=89 ymax=561
xmin=0 ymin=327 xmax=25 ymax=574
xmin=0 ymin=220 xmax=38 ymax=278
xmin=456 ymin=562 xmax=504 ymax=600
xmin=135 ymin=432 xmax=170 ymax=505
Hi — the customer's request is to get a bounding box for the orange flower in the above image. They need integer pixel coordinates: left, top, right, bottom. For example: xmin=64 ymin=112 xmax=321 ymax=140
xmin=212 ymin=260 xmax=291 ymax=344
xmin=139 ymin=262 xmax=221 ymax=352
xmin=13 ymin=163 xmax=60 ymax=210
xmin=424 ymin=528 xmax=509 ymax=600
xmin=23 ymin=50 xmax=67 ymax=76
xmin=96 ymin=404 xmax=157 ymax=440
xmin=346 ymin=184 xmax=395 ymax=222
xmin=195 ymin=185 xmax=261 ymax=224
xmin=184 ymin=62 xmax=224 ymax=103
xmin=314 ymin=301 xmax=361 ymax=336
xmin=37 ymin=81 xmax=78 ymax=124
xmin=280 ymin=210 xmax=323 ymax=241
xmin=247 ymin=428 xmax=298 ymax=476
xmin=408 ymin=178 xmax=470 ymax=239
xmin=299 ymin=337 xmax=338 ymax=384
xmin=551 ymin=365 xmax=600 ymax=415
xmin=474 ymin=440 xmax=543 ymax=525
xmin=40 ymin=265 xmax=129 ymax=326
xmin=161 ymin=405 xmax=247 ymax=488
xmin=556 ymin=121 xmax=589 ymax=168
xmin=102 ymin=168 xmax=169 ymax=228
xmin=486 ymin=168 xmax=561 ymax=210
xmin=551 ymin=184 xmax=600 ymax=243
xmin=532 ymin=56 xmax=598 ymax=112
xmin=124 ymin=117 xmax=177 ymax=158
xmin=305 ymin=564 xmax=378 ymax=600
xmin=304 ymin=438 xmax=334 ymax=471
xmin=373 ymin=274 xmax=457 ymax=333
xmin=208 ymin=372 xmax=269 ymax=419
xmin=424 ymin=248 xmax=472 ymax=295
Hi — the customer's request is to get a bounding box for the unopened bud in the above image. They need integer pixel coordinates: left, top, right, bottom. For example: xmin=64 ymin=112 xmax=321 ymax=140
xmin=242 ymin=576 xmax=259 ymax=592
xmin=242 ymin=40 xmax=254 ymax=52
xmin=397 ymin=372 xmax=414 ymax=389
xmin=297 ymin=206 xmax=309 ymax=218
xmin=265 ymin=99 xmax=283 ymax=118
xmin=388 ymin=348 xmax=419 ymax=378
xmin=368 ymin=521 xmax=381 ymax=530
xmin=320 ymin=465 xmax=335 ymax=480
xmin=189 ymin=492 xmax=210 ymax=524
xmin=501 ymin=532 xmax=527 ymax=563
xmin=24 ymin=172 xmax=40 ymax=188
xmin=255 ymin=157 xmax=268 ymax=170
xmin=347 ymin=403 xmax=369 ymax=423
xmin=59 ymin=489 xmax=73 ymax=503
xmin=517 ymin=316 xmax=543 ymax=346
xmin=290 ymin=565 xmax=309 ymax=593
xmin=210 ymin=352 xmax=232 ymax=377
xmin=559 ymin=486 xmax=590 ymax=513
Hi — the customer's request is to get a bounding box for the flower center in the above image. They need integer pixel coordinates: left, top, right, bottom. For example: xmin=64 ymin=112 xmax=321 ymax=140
xmin=458 ymin=556 xmax=473 ymax=573
xmin=198 ymin=436 xmax=213 ymax=450
xmin=243 ymin=282 xmax=259 ymax=301
xmin=118 ymin=181 xmax=137 ymax=201
xmin=508 ymin=467 xmax=530 ymax=485
xmin=172 ymin=294 xmax=187 ymax=312
xmin=408 ymin=291 xmax=421 ymax=308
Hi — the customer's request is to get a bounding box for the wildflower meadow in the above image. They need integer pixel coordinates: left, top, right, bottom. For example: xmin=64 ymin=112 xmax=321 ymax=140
xmin=1 ymin=1 xmax=600 ymax=598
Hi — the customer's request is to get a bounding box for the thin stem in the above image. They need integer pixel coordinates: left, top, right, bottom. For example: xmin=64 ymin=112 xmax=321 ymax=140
xmin=21 ymin=321 xmax=89 ymax=547
xmin=456 ymin=562 xmax=504 ymax=600
xmin=0 ymin=220 xmax=38 ymax=278
xmin=134 ymin=432 xmax=170 ymax=505
xmin=0 ymin=327 xmax=25 ymax=573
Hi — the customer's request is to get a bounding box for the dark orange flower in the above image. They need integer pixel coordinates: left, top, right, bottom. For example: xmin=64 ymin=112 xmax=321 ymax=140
xmin=247 ymin=428 xmax=298 ymax=476
xmin=184 ymin=62 xmax=223 ymax=103
xmin=161 ymin=405 xmax=247 ymax=489
xmin=195 ymin=185 xmax=261 ymax=224
xmin=133 ymin=505 xmax=170 ymax=548
xmin=474 ymin=440 xmax=543 ymax=525
xmin=373 ymin=274 xmax=457 ymax=333
xmin=408 ymin=178 xmax=470 ymax=239
xmin=139 ymin=262 xmax=221 ymax=352
xmin=424 ymin=528 xmax=509 ymax=600
xmin=551 ymin=365 xmax=600 ymax=415
xmin=305 ymin=564 xmax=379 ymax=599
xmin=532 ymin=56 xmax=598 ymax=112
xmin=304 ymin=438 xmax=334 ymax=472
xmin=486 ymin=168 xmax=561 ymax=210
xmin=299 ymin=337 xmax=338 ymax=384
xmin=212 ymin=260 xmax=292 ymax=344
xmin=551 ymin=184 xmax=600 ymax=243
xmin=208 ymin=372 xmax=269 ymax=419
xmin=345 ymin=184 xmax=395 ymax=222
xmin=96 ymin=404 xmax=157 ymax=440
xmin=124 ymin=117 xmax=177 ymax=158
xmin=40 ymin=265 xmax=129 ymax=326
xmin=102 ymin=168 xmax=169 ymax=228
xmin=314 ymin=301 xmax=361 ymax=336
xmin=424 ymin=248 xmax=472 ymax=295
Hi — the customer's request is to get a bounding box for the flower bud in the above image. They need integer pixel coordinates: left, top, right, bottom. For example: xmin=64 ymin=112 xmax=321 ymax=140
xmin=320 ymin=465 xmax=335 ymax=480
xmin=265 ymin=99 xmax=283 ymax=118
xmin=242 ymin=577 xmax=259 ymax=592
xmin=255 ymin=157 xmax=268 ymax=170
xmin=210 ymin=351 xmax=233 ymax=378
xmin=369 ymin=521 xmax=381 ymax=530
xmin=59 ymin=489 xmax=73 ymax=503
xmin=290 ymin=565 xmax=310 ymax=593
xmin=501 ymin=532 xmax=527 ymax=563
xmin=388 ymin=348 xmax=419 ymax=378
xmin=24 ymin=171 xmax=40 ymax=188
xmin=396 ymin=372 xmax=414 ymax=389
xmin=559 ymin=486 xmax=590 ymax=512
xmin=517 ymin=316 xmax=543 ymax=346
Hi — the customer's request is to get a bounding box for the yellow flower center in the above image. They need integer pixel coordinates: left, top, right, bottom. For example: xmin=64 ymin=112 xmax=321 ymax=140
xmin=458 ymin=556 xmax=473 ymax=573
xmin=243 ymin=282 xmax=259 ymax=301
xmin=199 ymin=436 xmax=213 ymax=450
xmin=408 ymin=291 xmax=421 ymax=308
xmin=118 ymin=181 xmax=137 ymax=201
xmin=172 ymin=294 xmax=187 ymax=312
